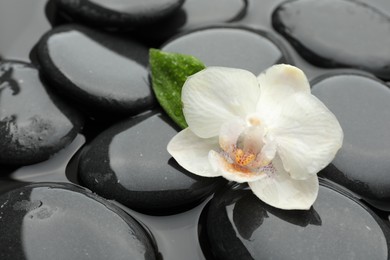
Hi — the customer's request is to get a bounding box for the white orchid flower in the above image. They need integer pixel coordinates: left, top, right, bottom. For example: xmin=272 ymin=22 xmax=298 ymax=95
xmin=167 ymin=64 xmax=343 ymax=210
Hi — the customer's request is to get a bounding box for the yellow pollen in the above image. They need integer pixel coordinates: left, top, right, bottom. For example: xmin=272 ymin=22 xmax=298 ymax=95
xmin=234 ymin=148 xmax=256 ymax=166
xmin=248 ymin=116 xmax=261 ymax=126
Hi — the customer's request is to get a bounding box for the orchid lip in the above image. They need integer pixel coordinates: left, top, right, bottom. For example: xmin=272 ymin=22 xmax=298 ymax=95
xmin=214 ymin=115 xmax=275 ymax=179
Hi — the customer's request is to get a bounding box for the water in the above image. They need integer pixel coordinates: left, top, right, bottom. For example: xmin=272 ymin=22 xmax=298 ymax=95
xmin=1 ymin=0 xmax=389 ymax=259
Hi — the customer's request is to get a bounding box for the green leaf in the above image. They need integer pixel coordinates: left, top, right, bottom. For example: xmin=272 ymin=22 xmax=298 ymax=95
xmin=149 ymin=48 xmax=206 ymax=129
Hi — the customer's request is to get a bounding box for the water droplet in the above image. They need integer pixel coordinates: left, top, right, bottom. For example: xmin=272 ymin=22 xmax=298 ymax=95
xmin=13 ymin=200 xmax=42 ymax=212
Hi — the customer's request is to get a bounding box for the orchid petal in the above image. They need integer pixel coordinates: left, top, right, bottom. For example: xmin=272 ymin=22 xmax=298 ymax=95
xmin=182 ymin=67 xmax=260 ymax=138
xmin=257 ymin=64 xmax=310 ymax=123
xmin=208 ymin=150 xmax=267 ymax=183
xmin=167 ymin=128 xmax=220 ymax=177
xmin=249 ymin=156 xmax=319 ymax=210
xmin=218 ymin=118 xmax=246 ymax=155
xmin=269 ymin=93 xmax=343 ymax=180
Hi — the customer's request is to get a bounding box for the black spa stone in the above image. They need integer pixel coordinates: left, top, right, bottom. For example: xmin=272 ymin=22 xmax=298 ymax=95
xmin=55 ymin=0 xmax=184 ymax=29
xmin=312 ymin=72 xmax=390 ymax=210
xmin=37 ymin=25 xmax=155 ymax=119
xmin=0 ymin=61 xmax=83 ymax=166
xmin=272 ymin=0 xmax=390 ymax=80
xmin=0 ymin=182 xmax=157 ymax=260
xmin=162 ymin=26 xmax=291 ymax=75
xmin=200 ymin=181 xmax=390 ymax=260
xmin=78 ymin=111 xmax=224 ymax=215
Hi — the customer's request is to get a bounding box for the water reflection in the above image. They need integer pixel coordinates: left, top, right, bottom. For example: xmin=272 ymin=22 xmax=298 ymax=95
xmin=0 ymin=66 xmax=20 ymax=95
xmin=233 ymin=191 xmax=322 ymax=240
xmin=210 ymin=184 xmax=323 ymax=242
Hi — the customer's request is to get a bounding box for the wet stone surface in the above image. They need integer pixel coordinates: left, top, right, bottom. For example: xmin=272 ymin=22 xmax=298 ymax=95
xmin=78 ymin=111 xmax=224 ymax=215
xmin=55 ymin=0 xmax=185 ymax=29
xmin=312 ymin=72 xmax=390 ymax=209
xmin=0 ymin=61 xmax=83 ymax=166
xmin=162 ymin=26 xmax=291 ymax=75
xmin=37 ymin=25 xmax=155 ymax=120
xmin=201 ymin=181 xmax=390 ymax=260
xmin=272 ymin=0 xmax=390 ymax=80
xmin=0 ymin=182 xmax=157 ymax=260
